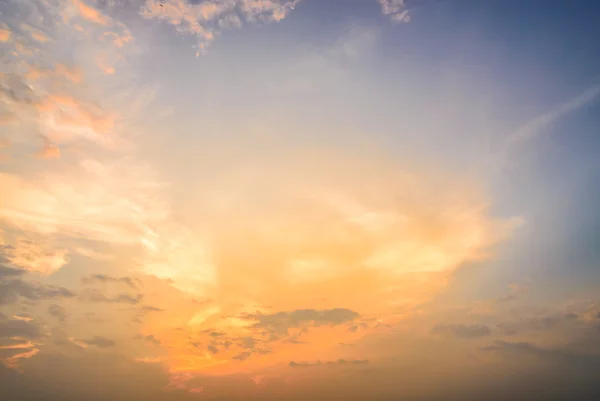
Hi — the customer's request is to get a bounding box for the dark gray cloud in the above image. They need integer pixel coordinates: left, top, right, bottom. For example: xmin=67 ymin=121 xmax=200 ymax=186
xmin=238 ymin=336 xmax=256 ymax=350
xmin=140 ymin=305 xmax=164 ymax=313
xmin=497 ymin=312 xmax=579 ymax=335
xmin=482 ymin=340 xmax=600 ymax=370
xmin=496 ymin=294 xmax=516 ymax=303
xmin=81 ymin=289 xmax=143 ymax=304
xmin=0 ymin=265 xmax=26 ymax=278
xmin=0 ymin=279 xmax=76 ymax=305
xmin=207 ymin=344 xmax=218 ymax=354
xmin=0 ymin=317 xmax=44 ymax=339
xmin=431 ymin=323 xmax=491 ymax=339
xmin=81 ymin=336 xmax=116 ymax=348
xmin=81 ymin=274 xmax=140 ymax=290
xmin=232 ymin=351 xmax=251 ymax=361
xmin=47 ymin=304 xmax=68 ymax=322
xmin=245 ymin=308 xmax=360 ymax=334
xmin=289 ymin=359 xmax=369 ymax=368
xmin=144 ymin=335 xmax=161 ymax=346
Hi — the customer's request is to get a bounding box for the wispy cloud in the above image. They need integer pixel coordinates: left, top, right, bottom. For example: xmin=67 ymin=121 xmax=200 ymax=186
xmin=505 ymin=83 xmax=600 ymax=150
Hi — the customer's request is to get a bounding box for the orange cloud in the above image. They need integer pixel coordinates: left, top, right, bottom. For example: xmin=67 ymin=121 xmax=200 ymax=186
xmin=103 ymin=29 xmax=134 ymax=48
xmin=37 ymin=94 xmax=117 ymax=138
xmin=1 ymin=236 xmax=68 ymax=275
xmin=30 ymin=31 xmax=50 ymax=43
xmin=0 ymin=28 xmax=10 ymax=42
xmin=128 ymin=150 xmax=522 ymax=384
xmin=72 ymin=0 xmax=111 ymax=26
xmin=55 ymin=64 xmax=83 ymax=83
xmin=37 ymin=141 xmax=61 ymax=159
xmin=96 ymin=57 xmax=116 ymax=75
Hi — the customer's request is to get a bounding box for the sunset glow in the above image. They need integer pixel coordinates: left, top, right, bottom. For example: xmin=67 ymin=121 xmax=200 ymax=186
xmin=2 ymin=1 xmax=600 ymax=400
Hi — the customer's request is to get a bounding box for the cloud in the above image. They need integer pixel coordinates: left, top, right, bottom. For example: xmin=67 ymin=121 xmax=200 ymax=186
xmin=30 ymin=31 xmax=50 ymax=43
xmin=81 ymin=274 xmax=140 ymax=290
xmin=0 ymin=266 xmax=25 ymax=279
xmin=0 ymin=316 xmax=44 ymax=339
xmin=496 ymin=312 xmax=579 ymax=336
xmin=0 ymin=238 xmax=68 ymax=275
xmin=80 ymin=289 xmax=144 ymax=305
xmin=70 ymin=0 xmax=112 ymax=26
xmin=141 ymin=0 xmax=300 ymax=52
xmin=81 ymin=336 xmax=116 ymax=348
xmin=289 ymin=359 xmax=369 ymax=368
xmin=140 ymin=305 xmax=165 ymax=313
xmin=0 ymin=159 xmax=170 ymax=247
xmin=0 ymin=279 xmax=76 ymax=305
xmin=232 ymin=351 xmax=251 ymax=361
xmin=431 ymin=323 xmax=492 ymax=339
xmin=135 ymin=334 xmax=161 ymax=346
xmin=47 ymin=304 xmax=68 ymax=322
xmin=506 ymin=83 xmax=600 ymax=151
xmin=246 ymin=308 xmax=360 ymax=334
xmin=0 ymin=28 xmax=11 ymax=42
xmin=37 ymin=140 xmax=61 ymax=160
xmin=0 ymin=316 xmax=44 ymax=370
xmin=482 ymin=340 xmax=600 ymax=370
xmin=0 ymin=73 xmax=39 ymax=105
xmin=377 ymin=0 xmax=411 ymax=22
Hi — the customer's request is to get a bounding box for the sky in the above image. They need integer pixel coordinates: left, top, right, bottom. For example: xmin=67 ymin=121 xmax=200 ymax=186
xmin=1 ymin=0 xmax=600 ymax=400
